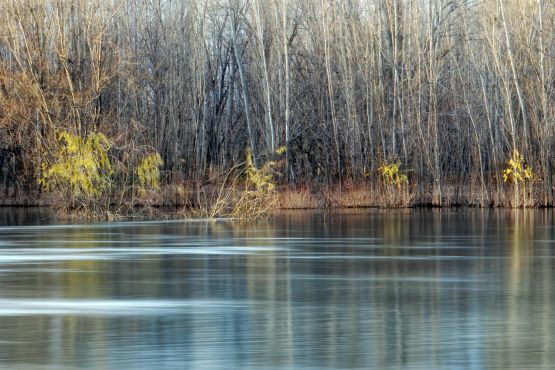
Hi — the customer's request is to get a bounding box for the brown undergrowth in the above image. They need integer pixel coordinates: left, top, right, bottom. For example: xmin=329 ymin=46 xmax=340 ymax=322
xmin=6 ymin=180 xmax=555 ymax=221
xmin=277 ymin=183 xmax=414 ymax=210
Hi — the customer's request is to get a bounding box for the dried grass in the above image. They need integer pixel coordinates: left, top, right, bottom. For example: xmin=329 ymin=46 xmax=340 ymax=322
xmin=277 ymin=187 xmax=321 ymax=209
xmin=35 ymin=178 xmax=555 ymax=221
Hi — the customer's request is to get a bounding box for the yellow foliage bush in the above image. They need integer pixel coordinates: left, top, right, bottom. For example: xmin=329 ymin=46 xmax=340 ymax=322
xmin=503 ymin=150 xmax=533 ymax=185
xmin=228 ymin=148 xmax=278 ymax=219
xmin=137 ymin=153 xmax=164 ymax=192
xmin=39 ymin=130 xmax=112 ymax=199
xmin=245 ymin=148 xmax=275 ymax=191
xmin=275 ymin=145 xmax=287 ymax=155
xmin=378 ymin=163 xmax=408 ymax=188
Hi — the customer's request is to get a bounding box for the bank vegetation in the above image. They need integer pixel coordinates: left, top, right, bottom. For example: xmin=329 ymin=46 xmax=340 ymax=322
xmin=0 ymin=0 xmax=553 ymax=217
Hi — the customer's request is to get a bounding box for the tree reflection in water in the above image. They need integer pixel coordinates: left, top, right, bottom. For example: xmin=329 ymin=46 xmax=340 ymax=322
xmin=0 ymin=209 xmax=553 ymax=369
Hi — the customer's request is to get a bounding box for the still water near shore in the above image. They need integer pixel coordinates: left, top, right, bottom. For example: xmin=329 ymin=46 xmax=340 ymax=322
xmin=0 ymin=208 xmax=553 ymax=369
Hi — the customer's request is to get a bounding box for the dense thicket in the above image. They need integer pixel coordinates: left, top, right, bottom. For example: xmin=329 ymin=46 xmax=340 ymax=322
xmin=0 ymin=0 xmax=553 ymax=205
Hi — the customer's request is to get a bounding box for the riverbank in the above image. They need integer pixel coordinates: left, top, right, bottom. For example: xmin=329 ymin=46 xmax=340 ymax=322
xmin=1 ymin=181 xmax=553 ymax=221
xmin=277 ymin=183 xmax=553 ymax=209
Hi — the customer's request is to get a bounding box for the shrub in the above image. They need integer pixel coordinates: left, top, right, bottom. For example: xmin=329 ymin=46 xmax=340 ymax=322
xmin=378 ymin=163 xmax=408 ymax=188
xmin=503 ymin=150 xmax=533 ymax=185
xmin=137 ymin=153 xmax=164 ymax=193
xmin=39 ymin=130 xmax=112 ymax=207
xmin=229 ymin=148 xmax=279 ymax=219
xmin=245 ymin=148 xmax=275 ymax=191
xmin=502 ymin=149 xmax=534 ymax=207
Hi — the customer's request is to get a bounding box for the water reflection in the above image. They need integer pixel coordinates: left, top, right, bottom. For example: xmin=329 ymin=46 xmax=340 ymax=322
xmin=0 ymin=209 xmax=554 ymax=369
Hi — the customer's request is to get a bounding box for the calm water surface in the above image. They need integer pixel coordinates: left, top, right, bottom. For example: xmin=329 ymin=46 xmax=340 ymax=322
xmin=0 ymin=208 xmax=554 ymax=369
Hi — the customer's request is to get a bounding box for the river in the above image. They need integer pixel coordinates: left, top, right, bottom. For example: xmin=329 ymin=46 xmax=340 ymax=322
xmin=0 ymin=208 xmax=553 ymax=369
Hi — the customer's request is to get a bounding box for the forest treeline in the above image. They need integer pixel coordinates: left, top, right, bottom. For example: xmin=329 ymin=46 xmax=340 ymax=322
xmin=0 ymin=0 xmax=553 ymax=209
